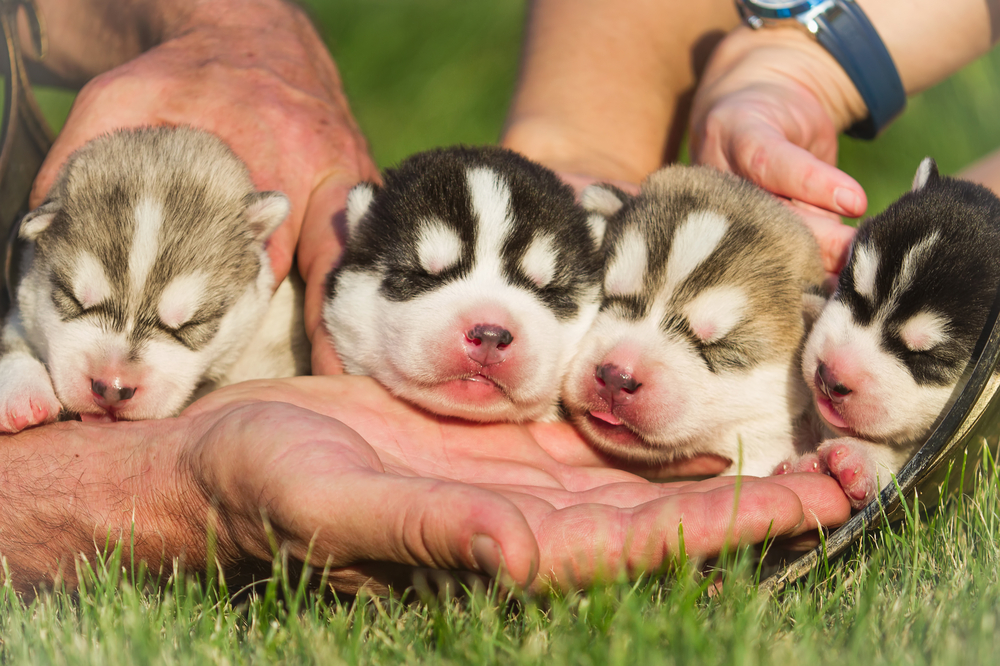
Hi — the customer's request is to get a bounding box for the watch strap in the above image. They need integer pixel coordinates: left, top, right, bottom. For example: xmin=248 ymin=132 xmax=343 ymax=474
xmin=814 ymin=0 xmax=906 ymax=139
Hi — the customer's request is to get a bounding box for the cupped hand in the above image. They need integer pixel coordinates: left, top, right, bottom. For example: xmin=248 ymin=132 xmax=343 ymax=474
xmin=689 ymin=26 xmax=868 ymax=277
xmin=26 ymin=2 xmax=377 ymax=377
xmin=180 ymin=376 xmax=852 ymax=593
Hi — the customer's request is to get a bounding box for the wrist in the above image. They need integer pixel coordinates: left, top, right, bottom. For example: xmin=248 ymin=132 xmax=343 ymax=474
xmin=501 ymin=117 xmax=651 ymax=186
xmin=0 ymin=420 xmax=208 ymax=592
xmin=697 ymin=25 xmax=868 ymax=134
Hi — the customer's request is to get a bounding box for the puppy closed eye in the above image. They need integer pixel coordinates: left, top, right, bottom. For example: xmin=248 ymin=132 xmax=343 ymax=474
xmin=683 ymin=286 xmax=748 ymax=345
xmin=899 ymin=311 xmax=949 ymax=353
xmin=158 ymin=272 xmax=207 ymax=330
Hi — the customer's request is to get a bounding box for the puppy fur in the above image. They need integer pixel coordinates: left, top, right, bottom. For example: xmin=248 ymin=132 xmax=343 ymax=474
xmin=564 ymin=165 xmax=826 ymax=476
xmin=323 ymin=145 xmax=604 ymax=422
xmin=795 ymin=158 xmax=1000 ymax=508
xmin=0 ymin=126 xmax=308 ymax=430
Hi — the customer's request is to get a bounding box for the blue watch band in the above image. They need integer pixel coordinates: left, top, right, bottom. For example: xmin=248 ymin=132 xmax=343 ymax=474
xmin=813 ymin=0 xmax=906 ymax=139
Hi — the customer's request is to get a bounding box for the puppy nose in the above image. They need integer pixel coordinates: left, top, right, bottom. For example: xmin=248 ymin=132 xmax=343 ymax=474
xmin=465 ymin=324 xmax=513 ymax=366
xmin=595 ymin=363 xmax=641 ymax=408
xmin=816 ymin=363 xmax=852 ymax=403
xmin=91 ymin=379 xmax=136 ymax=407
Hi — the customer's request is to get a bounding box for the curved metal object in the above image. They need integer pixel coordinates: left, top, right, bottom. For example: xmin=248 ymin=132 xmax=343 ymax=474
xmin=762 ymin=286 xmax=1000 ymax=592
xmin=0 ymin=0 xmax=53 ymax=315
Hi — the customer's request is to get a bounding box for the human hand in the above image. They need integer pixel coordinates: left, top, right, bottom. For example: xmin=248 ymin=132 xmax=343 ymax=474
xmin=178 ymin=376 xmax=852 ymax=593
xmin=26 ymin=0 xmax=377 ymax=377
xmin=689 ymin=26 xmax=868 ymax=277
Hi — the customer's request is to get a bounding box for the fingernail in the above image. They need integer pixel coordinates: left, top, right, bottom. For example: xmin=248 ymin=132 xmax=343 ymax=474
xmin=834 ymin=187 xmax=863 ymax=216
xmin=471 ymin=534 xmax=502 ymax=578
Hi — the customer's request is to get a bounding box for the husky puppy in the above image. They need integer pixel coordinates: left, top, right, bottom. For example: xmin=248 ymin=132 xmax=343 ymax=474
xmin=323 ymin=146 xmax=604 ymax=422
xmin=792 ymin=158 xmax=1000 ymax=508
xmin=562 ymin=165 xmax=826 ymax=476
xmin=0 ymin=126 xmax=308 ymax=431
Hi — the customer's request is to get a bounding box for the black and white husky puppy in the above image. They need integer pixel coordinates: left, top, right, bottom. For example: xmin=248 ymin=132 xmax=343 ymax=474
xmin=793 ymin=158 xmax=1000 ymax=508
xmin=323 ymin=146 xmax=604 ymax=422
xmin=563 ymin=165 xmax=826 ymax=476
xmin=0 ymin=126 xmax=308 ymax=431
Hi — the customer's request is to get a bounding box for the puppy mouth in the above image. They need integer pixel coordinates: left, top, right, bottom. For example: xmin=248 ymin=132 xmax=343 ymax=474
xmin=78 ymin=410 xmax=119 ymax=424
xmin=814 ymin=394 xmax=857 ymax=436
xmin=583 ymin=410 xmax=644 ymax=443
xmin=463 ymin=373 xmax=500 ymax=388
xmin=589 ymin=410 xmax=623 ymax=426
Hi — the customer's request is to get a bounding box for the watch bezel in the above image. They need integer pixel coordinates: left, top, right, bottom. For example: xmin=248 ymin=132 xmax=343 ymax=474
xmin=740 ymin=0 xmax=829 ymax=19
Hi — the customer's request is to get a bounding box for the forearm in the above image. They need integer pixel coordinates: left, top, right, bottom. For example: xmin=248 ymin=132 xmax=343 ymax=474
xmin=23 ymin=0 xmax=324 ymax=88
xmin=0 ymin=420 xmax=205 ymax=594
xmin=502 ymin=0 xmax=740 ymax=183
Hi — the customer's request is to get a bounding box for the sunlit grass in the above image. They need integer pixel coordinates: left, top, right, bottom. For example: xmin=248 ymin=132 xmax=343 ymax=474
xmin=1 ymin=449 xmax=998 ymax=665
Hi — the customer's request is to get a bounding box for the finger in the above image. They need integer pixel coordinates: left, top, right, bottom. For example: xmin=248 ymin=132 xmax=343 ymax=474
xmin=725 ymin=124 xmax=867 ymax=218
xmin=297 ymin=169 xmax=378 ymax=375
xmin=785 ymin=199 xmax=858 ymax=275
xmin=202 ymin=402 xmax=541 ymax=588
xmin=528 ymin=421 xmax=732 ymax=477
xmin=526 ymin=481 xmax=805 ymax=589
xmin=762 ymin=472 xmax=852 ymax=533
xmin=295 ymin=468 xmax=541 ymax=588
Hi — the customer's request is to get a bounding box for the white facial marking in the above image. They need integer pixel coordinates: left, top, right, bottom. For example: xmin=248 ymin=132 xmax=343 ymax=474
xmin=604 ymin=225 xmax=647 ymax=297
xmin=521 ymin=234 xmax=558 ymax=288
xmin=417 ymin=221 xmax=463 ymax=275
xmin=129 ymin=197 xmax=164 ymax=297
xmin=71 ymin=251 xmax=112 ymax=309
xmin=664 ymin=211 xmax=728 ymax=295
xmin=894 ymin=232 xmax=940 ymax=297
xmin=852 ymin=244 xmax=878 ymax=300
xmin=158 ymin=272 xmax=206 ymax=329
xmin=467 ymin=167 xmax=514 ymax=276
xmin=899 ymin=311 xmax=949 ymax=352
xmin=683 ymin=285 xmax=748 ymax=344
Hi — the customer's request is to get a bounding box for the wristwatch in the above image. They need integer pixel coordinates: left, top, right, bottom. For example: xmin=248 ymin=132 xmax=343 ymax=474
xmin=734 ymin=0 xmax=905 ymax=139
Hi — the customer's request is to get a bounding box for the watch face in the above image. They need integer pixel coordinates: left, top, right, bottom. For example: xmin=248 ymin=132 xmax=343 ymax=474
xmin=745 ymin=0 xmax=827 ymax=17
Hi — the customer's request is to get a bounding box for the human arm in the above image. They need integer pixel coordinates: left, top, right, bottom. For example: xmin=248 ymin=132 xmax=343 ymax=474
xmin=501 ymin=0 xmax=741 ymax=187
xmin=0 ymin=375 xmax=852 ymax=596
xmin=689 ymin=0 xmax=996 ymax=273
xmin=22 ymin=0 xmax=376 ymax=374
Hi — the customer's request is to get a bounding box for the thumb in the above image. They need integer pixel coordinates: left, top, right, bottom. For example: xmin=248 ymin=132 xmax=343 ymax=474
xmin=296 ymin=168 xmax=378 ymax=375
xmin=328 ymin=471 xmax=542 ymax=588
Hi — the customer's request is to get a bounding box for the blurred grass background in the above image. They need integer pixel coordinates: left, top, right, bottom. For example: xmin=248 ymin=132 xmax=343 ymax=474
xmin=302 ymin=0 xmax=1000 ymax=219
xmin=31 ymin=0 xmax=1000 ymax=220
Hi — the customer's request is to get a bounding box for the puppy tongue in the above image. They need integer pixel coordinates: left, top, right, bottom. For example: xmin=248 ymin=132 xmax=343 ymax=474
xmin=80 ymin=412 xmax=117 ymax=424
xmin=590 ymin=411 xmax=623 ymax=425
xmin=816 ymin=396 xmax=850 ymax=430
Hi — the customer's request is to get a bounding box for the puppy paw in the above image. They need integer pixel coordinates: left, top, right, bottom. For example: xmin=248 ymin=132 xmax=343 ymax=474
xmin=817 ymin=438 xmax=885 ymax=510
xmin=0 ymin=355 xmax=61 ymax=433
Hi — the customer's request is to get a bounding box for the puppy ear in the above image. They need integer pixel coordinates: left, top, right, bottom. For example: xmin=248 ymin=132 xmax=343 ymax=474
xmin=580 ymin=184 xmax=631 ymax=247
xmin=244 ymin=191 xmax=291 ymax=242
xmin=801 ymin=287 xmax=830 ymax=334
xmin=18 ymin=201 xmax=61 ymax=241
xmin=580 ymin=183 xmax=629 ymax=217
xmin=345 ymin=182 xmax=378 ymax=238
xmin=912 ymin=157 xmax=939 ymax=192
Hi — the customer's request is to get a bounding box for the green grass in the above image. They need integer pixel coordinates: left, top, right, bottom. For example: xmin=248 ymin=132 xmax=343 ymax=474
xmin=8 ymin=2 xmax=1000 ymax=663
xmin=2 ymin=450 xmax=999 ymax=665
